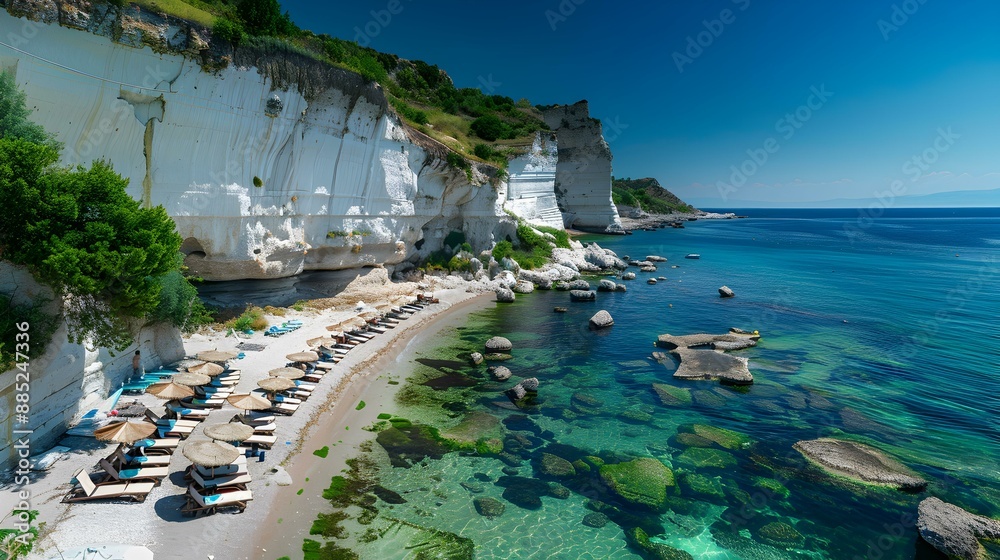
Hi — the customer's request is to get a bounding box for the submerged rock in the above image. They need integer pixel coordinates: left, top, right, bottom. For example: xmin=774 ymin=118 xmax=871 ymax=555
xmin=440 ymin=412 xmax=502 ymax=451
xmin=520 ymin=377 xmax=539 ymax=391
xmin=755 ymin=521 xmax=804 ymax=548
xmin=589 ymin=310 xmax=614 ymax=329
xmin=917 ymin=497 xmax=1000 ymax=560
xmin=681 ymin=424 xmax=751 ymax=450
xmin=793 ymin=438 xmax=927 ymax=490
xmin=485 ymin=336 xmax=513 ymax=353
xmin=469 ymin=352 xmax=484 ymax=366
xmin=676 ymin=447 xmax=737 ymax=470
xmin=496 ymin=476 xmax=552 ymax=510
xmin=473 ymin=497 xmax=506 ymax=518
xmin=626 ymin=527 xmax=694 ymax=560
xmin=599 ymin=458 xmax=675 ymax=511
xmin=484 ymin=353 xmax=513 ymax=361
xmin=652 ymin=383 xmax=692 ymax=406
xmin=570 ymin=289 xmax=597 ymax=302
xmin=719 ymin=285 xmax=735 ymax=298
xmin=539 ymin=453 xmax=576 ymax=477
xmin=488 ymin=365 xmax=512 ymax=381
xmin=582 ymin=512 xmax=609 ymax=528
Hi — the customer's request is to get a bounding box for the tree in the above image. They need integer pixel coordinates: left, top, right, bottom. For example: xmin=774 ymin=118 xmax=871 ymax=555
xmin=0 ymin=71 xmax=59 ymax=149
xmin=470 ymin=114 xmax=512 ymax=142
xmin=0 ymin=140 xmax=182 ymax=348
xmin=237 ymin=0 xmax=295 ymax=36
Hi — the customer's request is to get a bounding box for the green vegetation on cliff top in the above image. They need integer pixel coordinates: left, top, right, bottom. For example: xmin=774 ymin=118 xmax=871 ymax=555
xmin=612 ymin=177 xmax=696 ymax=214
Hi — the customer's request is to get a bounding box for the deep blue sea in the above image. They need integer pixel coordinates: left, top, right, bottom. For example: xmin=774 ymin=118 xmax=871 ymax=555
xmin=310 ymin=208 xmax=1000 ymax=559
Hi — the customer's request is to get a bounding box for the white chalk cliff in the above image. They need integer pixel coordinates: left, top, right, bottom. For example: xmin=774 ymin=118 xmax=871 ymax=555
xmin=504 ymin=132 xmax=563 ymax=230
xmin=542 ymin=101 xmax=623 ymax=233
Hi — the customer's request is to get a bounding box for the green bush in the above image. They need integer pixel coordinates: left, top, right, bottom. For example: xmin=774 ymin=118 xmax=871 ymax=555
xmin=446 ymin=152 xmax=470 ymax=171
xmin=390 ymin=98 xmax=428 ymax=125
xmin=213 ymin=17 xmax=246 ymax=46
xmin=237 ymin=0 xmax=296 ymax=37
xmin=151 ymin=260 xmax=214 ymax=332
xmin=0 ymin=71 xmax=59 ymax=150
xmin=225 ymin=305 xmax=268 ymax=332
xmin=470 ymin=114 xmax=512 ymax=141
xmin=0 ymin=296 xmax=58 ymax=371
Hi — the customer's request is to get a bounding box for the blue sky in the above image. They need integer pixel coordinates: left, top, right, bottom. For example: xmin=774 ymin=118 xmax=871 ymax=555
xmin=281 ymin=0 xmax=1000 ymax=206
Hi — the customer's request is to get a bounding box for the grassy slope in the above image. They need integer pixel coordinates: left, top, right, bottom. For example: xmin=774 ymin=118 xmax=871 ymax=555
xmin=612 ymin=177 xmax=696 ymax=214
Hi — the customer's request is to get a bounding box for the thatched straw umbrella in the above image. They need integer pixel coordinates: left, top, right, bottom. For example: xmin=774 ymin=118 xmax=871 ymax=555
xmin=182 ymin=440 xmax=241 ymax=476
xmin=146 ymin=382 xmax=195 ymax=413
xmin=171 ymin=358 xmax=205 ymax=370
xmin=225 ymin=393 xmax=272 ymax=413
xmin=95 ymin=420 xmax=157 ymax=445
xmin=171 ymin=372 xmax=212 ymax=387
xmin=196 ymin=350 xmax=237 ymax=363
xmin=187 ymin=362 xmax=224 ymax=377
xmin=204 ymin=423 xmax=254 ymax=444
xmin=258 ymin=377 xmax=294 ymax=398
xmin=269 ymin=367 xmax=305 ymax=380
xmin=286 ymin=351 xmax=319 ymax=363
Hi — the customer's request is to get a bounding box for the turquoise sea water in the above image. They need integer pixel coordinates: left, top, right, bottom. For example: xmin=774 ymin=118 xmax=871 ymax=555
xmin=313 ymin=209 xmax=1000 ymax=559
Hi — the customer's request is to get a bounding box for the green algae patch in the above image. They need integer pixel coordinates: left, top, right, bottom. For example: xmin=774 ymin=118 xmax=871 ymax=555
xmin=684 ymin=424 xmax=752 ymax=449
xmin=296 ymin=488 xmax=304 ymax=495
xmin=652 ymin=383 xmax=692 ymax=406
xmin=626 ymin=527 xmax=694 ymax=560
xmin=680 ymin=473 xmax=726 ymax=500
xmin=676 ymin=447 xmax=737 ymax=469
xmin=438 ymin=412 xmax=502 ymax=451
xmin=538 ymin=453 xmax=576 ymax=477
xmin=322 ymin=476 xmax=350 ymax=502
xmin=599 ymin=457 xmax=675 ymax=511
xmin=377 ymin=413 xmax=393 ymax=420
xmin=674 ymin=432 xmax=714 ymax=448
xmin=313 ymin=446 xmax=330 ymax=458
xmin=302 ymin=538 xmax=358 ymax=559
xmin=355 ymin=400 xmax=366 ymax=410
xmin=310 ymin=510 xmax=350 ymax=538
xmin=756 ymin=521 xmax=805 ymax=548
xmin=752 ymin=476 xmax=791 ymax=499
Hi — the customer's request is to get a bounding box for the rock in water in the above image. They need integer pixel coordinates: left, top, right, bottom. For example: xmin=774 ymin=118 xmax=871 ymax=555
xmin=614 ymin=283 xmax=627 ymax=292
xmin=647 ymin=278 xmax=657 ymax=285
xmin=488 ymin=365 xmax=512 ymax=381
xmin=598 ymin=279 xmax=617 ymax=292
xmin=570 ymin=290 xmax=597 ymax=302
xmin=793 ymin=438 xmax=927 ymax=490
xmin=582 ymin=512 xmax=609 ymax=528
xmin=599 ymin=457 xmax=675 ymax=511
xmin=719 ymin=285 xmax=735 ymax=298
xmin=589 ymin=310 xmax=614 ymax=329
xmin=646 ymin=255 xmax=667 ymax=262
xmin=495 ymin=287 xmax=515 ymax=303
xmin=539 ymin=453 xmax=576 ymax=477
xmin=512 ymin=281 xmax=534 ymax=294
xmin=917 ymin=497 xmax=1000 ymax=560
xmin=520 ymin=377 xmax=539 ymax=391
xmin=470 ymin=352 xmax=484 ymax=366
xmin=474 ymin=497 xmax=506 ymax=518
xmin=485 ymin=336 xmax=513 ymax=353
xmin=622 ymin=272 xmax=636 ymax=280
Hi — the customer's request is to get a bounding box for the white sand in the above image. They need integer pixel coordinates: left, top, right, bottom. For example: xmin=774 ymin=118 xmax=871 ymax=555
xmin=14 ymin=273 xmax=494 ymax=560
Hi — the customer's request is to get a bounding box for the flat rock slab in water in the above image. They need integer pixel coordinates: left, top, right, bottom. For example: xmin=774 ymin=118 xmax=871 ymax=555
xmin=654 ymin=331 xmax=759 ymax=385
xmin=793 ymin=438 xmax=927 ymax=490
xmin=917 ymin=497 xmax=1000 ymax=559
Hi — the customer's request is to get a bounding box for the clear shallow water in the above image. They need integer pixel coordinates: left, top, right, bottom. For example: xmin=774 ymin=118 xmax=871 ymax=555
xmin=310 ymin=210 xmax=1000 ymax=559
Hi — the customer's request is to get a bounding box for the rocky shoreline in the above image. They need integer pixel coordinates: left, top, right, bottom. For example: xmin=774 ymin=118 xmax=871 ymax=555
xmin=618 ymin=210 xmax=745 ymax=232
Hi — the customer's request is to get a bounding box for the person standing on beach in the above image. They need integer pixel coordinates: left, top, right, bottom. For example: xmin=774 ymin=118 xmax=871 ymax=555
xmin=132 ymin=350 xmax=144 ymax=379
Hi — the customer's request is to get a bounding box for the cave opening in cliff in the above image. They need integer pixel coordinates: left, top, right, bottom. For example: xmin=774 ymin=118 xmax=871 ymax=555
xmin=180 ymin=237 xmax=206 ymax=258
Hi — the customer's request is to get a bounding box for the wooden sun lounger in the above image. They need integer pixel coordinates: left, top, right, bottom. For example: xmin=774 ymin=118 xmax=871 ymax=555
xmin=270 ymin=402 xmax=299 ymax=415
xmin=232 ymin=413 xmax=275 ymax=426
xmin=185 ymin=458 xmax=247 ymax=479
xmin=167 ymin=404 xmax=212 ymax=419
xmin=181 ymin=396 xmax=226 ymax=409
xmin=181 ymin=485 xmax=252 ymax=516
xmin=250 ymin=422 xmax=276 ymax=434
xmin=111 ymin=447 xmax=171 ymax=468
xmin=62 ymin=469 xmax=154 ymax=503
xmin=157 ymin=423 xmax=195 ymax=439
xmin=99 ymin=458 xmax=167 ymax=483
xmin=190 ymin=468 xmax=252 ymax=490
xmin=129 ymin=437 xmax=181 ymax=454
xmin=145 ymin=410 xmax=200 ymax=429
xmin=242 ymin=433 xmax=277 ymax=449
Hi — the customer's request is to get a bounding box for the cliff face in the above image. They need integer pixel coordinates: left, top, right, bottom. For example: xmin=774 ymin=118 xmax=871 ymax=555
xmin=504 ymin=132 xmax=563 ymax=230
xmin=542 ymin=101 xmax=623 ymax=233
xmin=1 ymin=6 xmax=515 ymax=281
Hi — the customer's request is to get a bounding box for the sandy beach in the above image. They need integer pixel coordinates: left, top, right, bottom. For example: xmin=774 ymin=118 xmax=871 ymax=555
xmin=11 ymin=272 xmax=493 ymax=560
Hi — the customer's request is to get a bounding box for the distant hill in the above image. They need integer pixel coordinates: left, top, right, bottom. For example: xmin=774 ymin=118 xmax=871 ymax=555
xmin=686 ymin=186 xmax=1000 ymax=209
xmin=611 ymin=177 xmax=697 ymax=214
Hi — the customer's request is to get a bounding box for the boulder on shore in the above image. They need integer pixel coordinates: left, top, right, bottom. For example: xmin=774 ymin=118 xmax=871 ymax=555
xmin=512 ymin=281 xmax=535 ymax=294
xmin=793 ymin=438 xmax=927 ymax=490
xmin=496 ymin=287 xmax=515 ymax=303
xmin=570 ymin=290 xmax=596 ymax=302
xmin=917 ymin=497 xmax=1000 ymax=560
xmin=485 ymin=336 xmax=513 ymax=353
xmin=719 ymin=285 xmax=735 ymax=298
xmin=589 ymin=310 xmax=614 ymax=329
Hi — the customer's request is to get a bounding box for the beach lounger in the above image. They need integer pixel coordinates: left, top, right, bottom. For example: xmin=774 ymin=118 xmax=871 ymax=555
xmin=157 ymin=423 xmax=195 ymax=439
xmin=98 ymin=458 xmax=167 ymax=483
xmin=292 ymin=381 xmax=316 ymax=391
xmin=190 ymin=468 xmax=252 ymax=490
xmin=185 ymin=458 xmax=248 ymax=479
xmin=62 ymin=469 xmax=155 ymax=503
xmin=181 ymin=396 xmax=226 ymax=409
xmin=250 ymin=422 xmax=276 ymax=434
xmin=130 ymin=437 xmax=181 ymax=454
xmin=270 ymin=394 xmax=301 ymax=405
xmin=270 ymin=402 xmax=299 ymax=415
xmin=145 ymin=410 xmax=200 ymax=429
xmin=167 ymin=404 xmax=213 ymax=420
xmin=242 ymin=433 xmax=277 ymax=449
xmin=232 ymin=413 xmax=275 ymax=426
xmin=111 ymin=447 xmax=171 ymax=468
xmin=181 ymin=485 xmax=252 ymax=516
xmin=197 ymin=385 xmax=234 ymax=395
